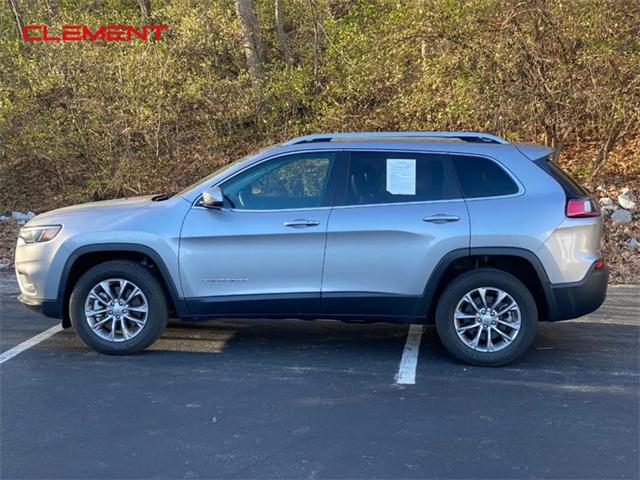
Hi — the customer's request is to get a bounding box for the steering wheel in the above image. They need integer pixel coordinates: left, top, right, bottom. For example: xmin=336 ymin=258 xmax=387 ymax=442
xmin=237 ymin=190 xmax=247 ymax=208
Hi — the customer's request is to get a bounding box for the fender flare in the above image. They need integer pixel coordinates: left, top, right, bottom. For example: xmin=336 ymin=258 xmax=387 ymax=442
xmin=57 ymin=243 xmax=189 ymax=326
xmin=415 ymin=247 xmax=555 ymax=321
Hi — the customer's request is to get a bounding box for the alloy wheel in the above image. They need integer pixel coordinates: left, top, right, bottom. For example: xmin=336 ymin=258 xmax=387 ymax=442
xmin=453 ymin=287 xmax=521 ymax=353
xmin=84 ymin=278 xmax=149 ymax=342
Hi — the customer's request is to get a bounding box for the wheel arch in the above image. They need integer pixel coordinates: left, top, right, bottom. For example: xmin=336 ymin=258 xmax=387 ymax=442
xmin=418 ymin=247 xmax=555 ymax=323
xmin=57 ymin=243 xmax=188 ymax=327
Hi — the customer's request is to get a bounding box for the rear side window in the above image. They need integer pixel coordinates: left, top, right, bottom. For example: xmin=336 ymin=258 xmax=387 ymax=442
xmin=451 ymin=155 xmax=519 ymax=198
xmin=535 ymin=158 xmax=588 ymax=197
xmin=341 ymin=152 xmax=459 ymax=205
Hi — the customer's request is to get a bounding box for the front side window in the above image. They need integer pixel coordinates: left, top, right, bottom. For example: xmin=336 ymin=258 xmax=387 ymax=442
xmin=451 ymin=155 xmax=519 ymax=198
xmin=340 ymin=151 xmax=458 ymax=205
xmin=221 ymin=152 xmax=334 ymax=210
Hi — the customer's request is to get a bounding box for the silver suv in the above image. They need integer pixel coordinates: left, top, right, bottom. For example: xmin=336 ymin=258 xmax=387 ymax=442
xmin=15 ymin=132 xmax=608 ymax=365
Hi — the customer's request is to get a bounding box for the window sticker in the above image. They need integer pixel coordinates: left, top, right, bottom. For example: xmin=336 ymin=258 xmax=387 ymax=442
xmin=386 ymin=159 xmax=416 ymax=195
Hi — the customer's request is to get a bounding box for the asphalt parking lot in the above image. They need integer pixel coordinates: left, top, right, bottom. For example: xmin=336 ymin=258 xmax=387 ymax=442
xmin=1 ymin=271 xmax=639 ymax=479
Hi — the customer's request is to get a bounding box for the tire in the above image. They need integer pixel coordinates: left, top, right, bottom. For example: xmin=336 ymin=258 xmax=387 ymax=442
xmin=435 ymin=268 xmax=537 ymax=367
xmin=69 ymin=260 xmax=168 ymax=355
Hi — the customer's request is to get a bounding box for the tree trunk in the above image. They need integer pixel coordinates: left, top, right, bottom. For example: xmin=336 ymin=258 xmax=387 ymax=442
xmin=275 ymin=0 xmax=292 ymax=64
xmin=7 ymin=0 xmax=23 ymax=39
xmin=307 ymin=0 xmax=320 ymax=92
xmin=137 ymin=0 xmax=152 ymax=22
xmin=234 ymin=0 xmax=264 ymax=85
xmin=589 ymin=118 xmax=629 ymax=183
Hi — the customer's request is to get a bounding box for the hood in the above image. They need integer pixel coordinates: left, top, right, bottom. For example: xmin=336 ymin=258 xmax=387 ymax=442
xmin=28 ymin=195 xmax=155 ymax=225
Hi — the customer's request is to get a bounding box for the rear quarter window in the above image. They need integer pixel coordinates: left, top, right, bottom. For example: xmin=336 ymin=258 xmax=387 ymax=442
xmin=534 ymin=158 xmax=588 ymax=197
xmin=451 ymin=155 xmax=519 ymax=198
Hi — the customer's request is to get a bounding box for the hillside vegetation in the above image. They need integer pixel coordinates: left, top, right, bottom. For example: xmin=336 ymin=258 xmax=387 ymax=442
xmin=1 ymin=0 xmax=638 ymax=281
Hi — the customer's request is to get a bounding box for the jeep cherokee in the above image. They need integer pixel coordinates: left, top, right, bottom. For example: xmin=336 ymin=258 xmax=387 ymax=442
xmin=15 ymin=132 xmax=608 ymax=365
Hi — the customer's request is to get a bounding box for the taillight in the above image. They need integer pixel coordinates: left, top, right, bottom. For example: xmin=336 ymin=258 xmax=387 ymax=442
xmin=594 ymin=259 xmax=605 ymax=270
xmin=566 ymin=197 xmax=600 ymax=218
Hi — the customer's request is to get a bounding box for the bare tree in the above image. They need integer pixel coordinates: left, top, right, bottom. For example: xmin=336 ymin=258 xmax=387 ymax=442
xmin=275 ymin=0 xmax=292 ymax=64
xmin=234 ymin=0 xmax=264 ymax=85
xmin=7 ymin=0 xmax=23 ymax=39
xmin=137 ymin=0 xmax=152 ymax=22
xmin=590 ymin=117 xmax=633 ymax=182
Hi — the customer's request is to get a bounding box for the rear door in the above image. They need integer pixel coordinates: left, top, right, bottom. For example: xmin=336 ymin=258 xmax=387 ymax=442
xmin=321 ymin=150 xmax=469 ymax=319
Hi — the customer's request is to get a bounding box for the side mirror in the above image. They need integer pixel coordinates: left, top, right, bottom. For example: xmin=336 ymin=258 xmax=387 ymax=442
xmin=202 ymin=187 xmax=224 ymax=209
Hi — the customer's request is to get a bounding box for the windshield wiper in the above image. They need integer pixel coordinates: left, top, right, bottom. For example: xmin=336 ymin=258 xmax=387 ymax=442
xmin=151 ymin=192 xmax=175 ymax=201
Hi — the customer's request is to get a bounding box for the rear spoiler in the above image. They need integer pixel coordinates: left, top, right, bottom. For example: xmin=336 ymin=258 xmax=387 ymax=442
xmin=513 ymin=143 xmax=555 ymax=162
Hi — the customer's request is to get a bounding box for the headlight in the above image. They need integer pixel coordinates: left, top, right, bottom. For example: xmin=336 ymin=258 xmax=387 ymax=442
xmin=19 ymin=225 xmax=62 ymax=244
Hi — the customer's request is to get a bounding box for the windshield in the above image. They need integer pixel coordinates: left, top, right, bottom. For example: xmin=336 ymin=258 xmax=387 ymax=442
xmin=177 ymin=154 xmax=254 ymax=196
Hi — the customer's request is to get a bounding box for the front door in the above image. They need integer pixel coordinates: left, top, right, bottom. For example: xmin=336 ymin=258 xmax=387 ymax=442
xmin=179 ymin=151 xmax=341 ymax=316
xmin=321 ymin=150 xmax=470 ymax=319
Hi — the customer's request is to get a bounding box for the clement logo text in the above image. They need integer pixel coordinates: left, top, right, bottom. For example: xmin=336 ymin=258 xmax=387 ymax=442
xmin=22 ymin=25 xmax=169 ymax=42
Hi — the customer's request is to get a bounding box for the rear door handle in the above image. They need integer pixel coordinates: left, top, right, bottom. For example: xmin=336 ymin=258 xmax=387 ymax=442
xmin=423 ymin=214 xmax=460 ymax=224
xmin=283 ymin=219 xmax=321 ymax=228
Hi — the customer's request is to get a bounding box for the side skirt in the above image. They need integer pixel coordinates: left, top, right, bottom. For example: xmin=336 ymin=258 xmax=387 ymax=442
xmin=183 ymin=292 xmax=423 ymax=323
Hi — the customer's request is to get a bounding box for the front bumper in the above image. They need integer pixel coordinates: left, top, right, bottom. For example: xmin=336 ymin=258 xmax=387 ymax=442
xmin=14 ymin=230 xmax=68 ymax=321
xmin=547 ymin=264 xmax=609 ymax=322
xmin=17 ymin=294 xmax=63 ymax=318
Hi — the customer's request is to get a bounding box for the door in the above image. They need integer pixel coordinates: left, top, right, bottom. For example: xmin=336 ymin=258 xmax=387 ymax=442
xmin=321 ymin=150 xmax=470 ymax=319
xmin=179 ymin=151 xmax=341 ymax=316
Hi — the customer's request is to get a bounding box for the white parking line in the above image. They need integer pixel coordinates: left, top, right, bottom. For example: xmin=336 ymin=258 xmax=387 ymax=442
xmin=0 ymin=325 xmax=63 ymax=365
xmin=396 ymin=324 xmax=424 ymax=385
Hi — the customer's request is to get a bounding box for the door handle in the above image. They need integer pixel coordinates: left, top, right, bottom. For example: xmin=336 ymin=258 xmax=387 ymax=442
xmin=423 ymin=214 xmax=460 ymax=224
xmin=283 ymin=219 xmax=321 ymax=228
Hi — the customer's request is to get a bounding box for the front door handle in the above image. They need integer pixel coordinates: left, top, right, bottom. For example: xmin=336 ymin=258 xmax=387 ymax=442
xmin=283 ymin=219 xmax=321 ymax=228
xmin=423 ymin=214 xmax=460 ymax=224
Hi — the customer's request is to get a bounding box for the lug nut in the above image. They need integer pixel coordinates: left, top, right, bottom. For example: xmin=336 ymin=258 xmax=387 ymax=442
xmin=116 ymin=315 xmax=120 ymax=319
xmin=108 ymin=310 xmax=113 ymax=314
xmin=123 ymin=309 xmax=128 ymax=314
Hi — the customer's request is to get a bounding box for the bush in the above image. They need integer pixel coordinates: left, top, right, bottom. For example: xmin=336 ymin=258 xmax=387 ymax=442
xmin=1 ymin=0 xmax=638 ymax=212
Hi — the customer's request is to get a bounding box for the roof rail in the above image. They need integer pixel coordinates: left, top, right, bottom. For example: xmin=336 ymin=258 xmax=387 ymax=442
xmin=283 ymin=131 xmax=509 ymax=145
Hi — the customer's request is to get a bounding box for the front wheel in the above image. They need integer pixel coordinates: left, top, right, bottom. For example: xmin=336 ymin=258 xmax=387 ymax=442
xmin=435 ymin=269 xmax=537 ymax=366
xmin=69 ymin=260 xmax=168 ymax=355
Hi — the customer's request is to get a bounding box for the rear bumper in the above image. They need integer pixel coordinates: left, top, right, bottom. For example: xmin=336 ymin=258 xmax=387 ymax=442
xmin=547 ymin=264 xmax=609 ymax=321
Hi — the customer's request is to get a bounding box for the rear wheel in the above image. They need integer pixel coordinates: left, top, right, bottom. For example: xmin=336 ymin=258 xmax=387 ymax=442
xmin=69 ymin=260 xmax=168 ymax=355
xmin=435 ymin=269 xmax=537 ymax=366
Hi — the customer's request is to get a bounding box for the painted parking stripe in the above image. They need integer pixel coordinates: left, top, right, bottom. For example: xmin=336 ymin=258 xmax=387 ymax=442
xmin=0 ymin=325 xmax=63 ymax=365
xmin=396 ymin=324 xmax=424 ymax=385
